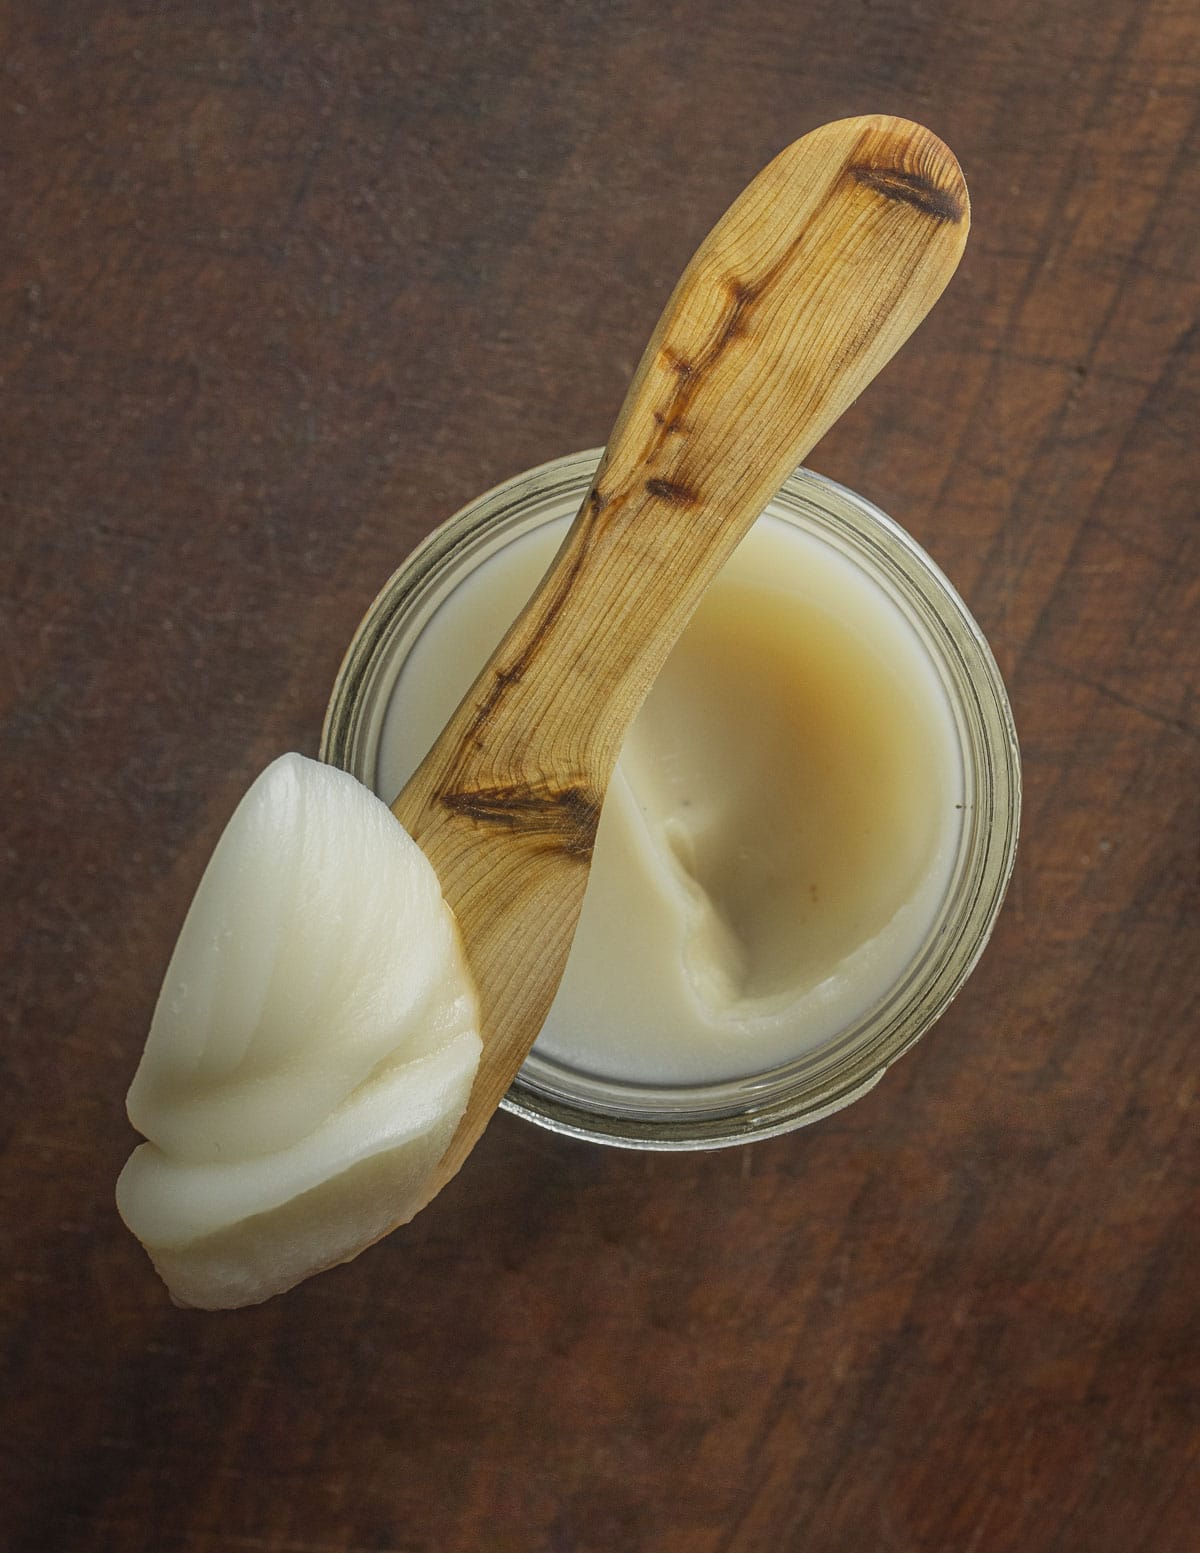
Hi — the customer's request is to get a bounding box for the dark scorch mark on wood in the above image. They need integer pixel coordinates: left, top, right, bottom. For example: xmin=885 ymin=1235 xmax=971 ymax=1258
xmin=717 ymin=279 xmax=759 ymax=347
xmin=453 ymin=482 xmax=616 ymax=744
xmin=850 ymin=163 xmax=963 ymax=223
xmin=441 ymin=782 xmax=601 ymax=859
xmin=645 ymin=476 xmax=698 ymax=505
xmin=638 ymin=282 xmax=762 ymax=497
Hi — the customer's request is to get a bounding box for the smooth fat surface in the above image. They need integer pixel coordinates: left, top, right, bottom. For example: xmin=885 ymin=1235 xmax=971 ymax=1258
xmin=116 ymin=753 xmax=481 ymax=1308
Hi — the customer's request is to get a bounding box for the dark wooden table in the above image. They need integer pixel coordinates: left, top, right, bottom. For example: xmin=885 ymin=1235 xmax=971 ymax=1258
xmin=4 ymin=3 xmax=1197 ymax=1550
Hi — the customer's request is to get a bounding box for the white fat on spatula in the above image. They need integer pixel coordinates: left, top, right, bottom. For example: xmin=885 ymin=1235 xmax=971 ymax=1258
xmin=116 ymin=754 xmax=481 ymax=1309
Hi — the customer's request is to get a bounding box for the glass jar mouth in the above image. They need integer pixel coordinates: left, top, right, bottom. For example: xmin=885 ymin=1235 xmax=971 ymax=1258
xmin=322 ymin=451 xmax=1020 ymax=1151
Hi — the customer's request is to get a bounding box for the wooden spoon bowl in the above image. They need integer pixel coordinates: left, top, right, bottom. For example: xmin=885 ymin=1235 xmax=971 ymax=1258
xmin=393 ymin=113 xmax=969 ymax=1210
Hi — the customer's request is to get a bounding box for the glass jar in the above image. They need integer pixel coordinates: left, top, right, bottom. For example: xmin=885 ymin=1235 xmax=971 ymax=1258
xmin=321 ymin=451 xmax=1020 ymax=1150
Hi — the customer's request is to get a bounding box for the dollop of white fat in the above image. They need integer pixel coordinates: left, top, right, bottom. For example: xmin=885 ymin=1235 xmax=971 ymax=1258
xmin=116 ymin=753 xmax=481 ymax=1309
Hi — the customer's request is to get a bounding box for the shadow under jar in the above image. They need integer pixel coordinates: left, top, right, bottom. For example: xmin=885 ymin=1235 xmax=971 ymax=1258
xmin=322 ymin=451 xmax=1020 ymax=1150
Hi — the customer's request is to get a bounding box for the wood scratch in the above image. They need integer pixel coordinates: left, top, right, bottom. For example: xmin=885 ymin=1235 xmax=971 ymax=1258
xmin=1026 ymin=652 xmax=1199 ymax=743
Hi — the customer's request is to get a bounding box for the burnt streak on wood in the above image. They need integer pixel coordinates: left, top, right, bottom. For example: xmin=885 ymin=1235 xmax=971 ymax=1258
xmin=645 ymin=476 xmax=699 ymax=505
xmin=662 ymin=347 xmax=696 ymax=378
xmin=717 ymin=279 xmax=759 ymax=346
xmin=849 ymin=162 xmax=964 ymax=222
xmin=451 ymin=482 xmax=614 ymax=747
xmin=440 ymin=782 xmax=601 ymax=859
xmin=642 ymin=277 xmax=763 ymax=486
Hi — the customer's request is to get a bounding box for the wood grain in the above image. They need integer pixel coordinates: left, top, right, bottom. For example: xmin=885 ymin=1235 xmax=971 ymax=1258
xmin=396 ymin=115 xmax=968 ymax=1206
xmin=2 ymin=3 xmax=1198 ymax=1551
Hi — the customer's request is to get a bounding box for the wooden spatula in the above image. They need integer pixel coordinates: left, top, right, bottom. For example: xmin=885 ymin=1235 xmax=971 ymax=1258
xmin=393 ymin=113 xmax=968 ymax=1209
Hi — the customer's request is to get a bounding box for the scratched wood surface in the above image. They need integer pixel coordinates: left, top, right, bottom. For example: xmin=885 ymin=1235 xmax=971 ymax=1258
xmin=3 ymin=2 xmax=1197 ymax=1550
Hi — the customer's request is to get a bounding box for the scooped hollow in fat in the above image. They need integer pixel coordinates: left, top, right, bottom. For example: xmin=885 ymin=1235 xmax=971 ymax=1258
xmin=116 ymin=753 xmax=482 ymax=1309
